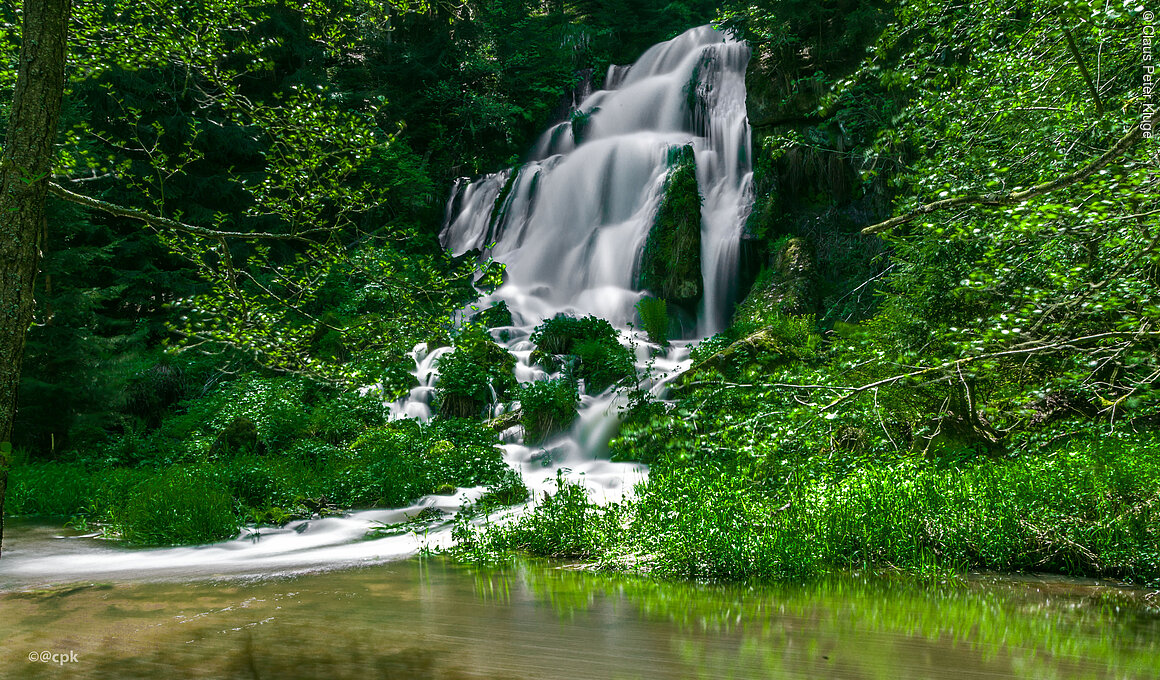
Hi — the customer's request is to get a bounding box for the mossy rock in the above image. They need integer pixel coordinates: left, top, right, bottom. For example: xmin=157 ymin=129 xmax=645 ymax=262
xmin=210 ymin=416 xmax=264 ymax=457
xmin=470 ymin=301 xmax=514 ymax=328
xmin=637 ymin=144 xmax=703 ymax=310
xmin=734 ymin=237 xmax=819 ymax=323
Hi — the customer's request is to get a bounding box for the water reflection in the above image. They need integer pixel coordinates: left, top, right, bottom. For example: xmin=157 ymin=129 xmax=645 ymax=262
xmin=2 ymin=558 xmax=1157 ymax=679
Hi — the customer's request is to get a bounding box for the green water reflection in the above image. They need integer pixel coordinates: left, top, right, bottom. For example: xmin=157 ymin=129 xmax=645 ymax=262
xmin=2 ymin=558 xmax=1157 ymax=679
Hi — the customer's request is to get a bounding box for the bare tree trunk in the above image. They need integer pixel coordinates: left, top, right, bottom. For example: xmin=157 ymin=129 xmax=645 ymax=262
xmin=0 ymin=0 xmax=71 ymax=559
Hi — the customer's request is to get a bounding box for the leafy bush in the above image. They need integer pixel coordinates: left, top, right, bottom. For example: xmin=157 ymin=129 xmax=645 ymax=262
xmin=529 ymin=315 xmax=635 ymax=393
xmin=160 ymin=374 xmax=312 ymax=457
xmin=349 ymin=418 xmax=509 ymax=507
xmin=519 ymin=379 xmax=579 ymax=444
xmin=435 ymin=324 xmax=517 ymax=418
xmin=307 ymin=391 xmax=387 ymax=445
xmin=530 ymin=314 xmax=618 ymax=357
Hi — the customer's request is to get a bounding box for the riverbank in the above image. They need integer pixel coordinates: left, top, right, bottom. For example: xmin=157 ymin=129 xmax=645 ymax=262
xmin=458 ymin=429 xmax=1160 ymax=585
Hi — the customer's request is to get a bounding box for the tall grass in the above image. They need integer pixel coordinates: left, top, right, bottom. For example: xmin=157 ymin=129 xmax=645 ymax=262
xmin=466 ymin=434 xmax=1160 ymax=584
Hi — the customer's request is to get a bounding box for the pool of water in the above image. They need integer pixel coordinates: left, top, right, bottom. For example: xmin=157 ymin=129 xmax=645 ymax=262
xmin=2 ymin=546 xmax=1157 ymax=679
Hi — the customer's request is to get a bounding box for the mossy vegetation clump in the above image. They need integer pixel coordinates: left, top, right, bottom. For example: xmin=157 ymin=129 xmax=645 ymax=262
xmin=435 ymin=324 xmax=518 ymax=418
xmin=518 ymin=378 xmax=580 ymax=444
xmin=470 ymin=301 xmax=514 ymax=329
xmin=638 ymin=144 xmax=703 ymax=310
xmin=529 ymin=314 xmax=635 ymax=393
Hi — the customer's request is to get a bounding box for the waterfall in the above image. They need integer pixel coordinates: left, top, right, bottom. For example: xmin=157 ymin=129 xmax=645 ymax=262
xmin=442 ymin=25 xmax=753 ymax=334
xmin=406 ymin=24 xmax=754 ymax=508
xmin=413 ymin=24 xmax=754 ymax=502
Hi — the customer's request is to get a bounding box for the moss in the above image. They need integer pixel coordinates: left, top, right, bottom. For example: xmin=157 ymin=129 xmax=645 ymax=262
xmin=488 ymin=165 xmax=521 ymax=238
xmin=638 ymin=144 xmax=703 ymax=310
xmin=470 ymin=300 xmax=513 ymax=328
xmin=733 ymin=236 xmax=819 ymax=324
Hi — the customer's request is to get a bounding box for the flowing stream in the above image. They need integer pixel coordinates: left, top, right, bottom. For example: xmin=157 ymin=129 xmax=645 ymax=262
xmin=2 ymin=548 xmax=1158 ymax=680
xmin=0 ymin=25 xmax=751 ymax=582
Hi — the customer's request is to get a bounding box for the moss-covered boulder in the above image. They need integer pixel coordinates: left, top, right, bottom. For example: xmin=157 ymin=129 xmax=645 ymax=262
xmin=210 ymin=416 xmax=264 ymax=457
xmin=637 ymin=144 xmax=702 ymax=309
xmin=733 ymin=236 xmax=819 ymax=323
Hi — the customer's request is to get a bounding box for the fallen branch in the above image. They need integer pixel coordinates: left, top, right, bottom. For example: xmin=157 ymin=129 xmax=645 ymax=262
xmin=862 ymin=125 xmax=1143 ymax=235
xmin=485 ymin=410 xmax=521 ymax=432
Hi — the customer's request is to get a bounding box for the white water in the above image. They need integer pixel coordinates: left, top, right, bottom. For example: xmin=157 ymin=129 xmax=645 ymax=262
xmin=0 ymin=26 xmax=752 ymax=586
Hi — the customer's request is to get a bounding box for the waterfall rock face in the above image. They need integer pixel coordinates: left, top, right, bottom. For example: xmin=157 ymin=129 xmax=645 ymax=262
xmin=636 ymin=143 xmax=703 ymax=312
xmin=441 ymin=25 xmax=752 ymax=336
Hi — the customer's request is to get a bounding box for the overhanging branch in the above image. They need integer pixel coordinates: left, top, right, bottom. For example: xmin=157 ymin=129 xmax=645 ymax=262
xmin=48 ymin=181 xmax=319 ymax=241
xmin=821 ymin=330 xmax=1160 ymax=411
xmin=862 ymin=125 xmax=1143 ymax=235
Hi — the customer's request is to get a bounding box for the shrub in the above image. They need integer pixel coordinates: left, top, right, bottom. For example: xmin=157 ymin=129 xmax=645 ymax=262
xmin=519 ymin=379 xmax=579 ymax=444
xmin=161 ymin=374 xmax=312 ymax=457
xmin=349 ymin=418 xmax=509 ymax=507
xmin=111 ymin=467 xmax=239 ymax=545
xmin=530 ymin=315 xmax=635 ymax=393
xmin=307 ymin=391 xmax=388 ymax=445
xmin=635 ymin=296 xmax=670 ymax=347
xmin=435 ymin=324 xmax=517 ymax=418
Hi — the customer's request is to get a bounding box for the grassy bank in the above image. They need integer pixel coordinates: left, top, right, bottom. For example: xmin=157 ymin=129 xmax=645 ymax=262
xmin=456 ymin=432 xmax=1160 ymax=585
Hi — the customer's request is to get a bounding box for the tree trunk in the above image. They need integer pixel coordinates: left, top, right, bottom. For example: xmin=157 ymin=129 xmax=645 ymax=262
xmin=0 ymin=0 xmax=71 ymax=559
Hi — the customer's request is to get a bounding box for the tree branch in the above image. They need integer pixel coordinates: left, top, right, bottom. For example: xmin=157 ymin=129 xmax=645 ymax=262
xmin=862 ymin=125 xmax=1142 ymax=235
xmin=821 ymin=330 xmax=1160 ymax=411
xmin=1062 ymin=27 xmax=1104 ymax=117
xmin=48 ymin=181 xmax=320 ymax=241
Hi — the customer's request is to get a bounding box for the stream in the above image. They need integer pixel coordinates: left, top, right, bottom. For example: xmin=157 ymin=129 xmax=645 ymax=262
xmin=2 ymin=528 xmax=1157 ymax=680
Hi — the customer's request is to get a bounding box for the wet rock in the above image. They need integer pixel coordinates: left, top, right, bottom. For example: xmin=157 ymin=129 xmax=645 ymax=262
xmin=637 ymin=144 xmax=703 ymax=311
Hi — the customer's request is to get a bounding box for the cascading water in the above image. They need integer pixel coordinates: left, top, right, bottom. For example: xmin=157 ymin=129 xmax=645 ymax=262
xmin=443 ymin=25 xmax=752 ymax=334
xmin=428 ymin=23 xmax=753 ymax=504
xmin=0 ymin=26 xmax=752 ymax=585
